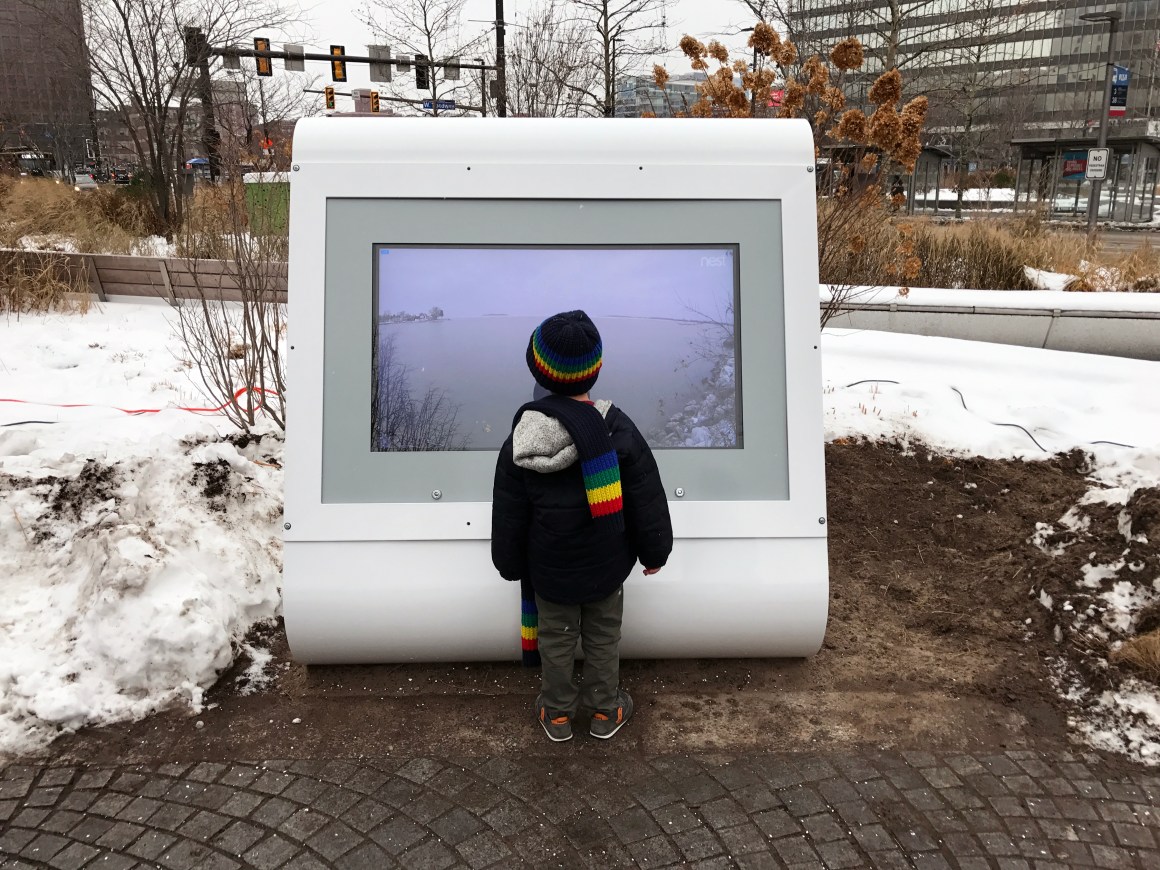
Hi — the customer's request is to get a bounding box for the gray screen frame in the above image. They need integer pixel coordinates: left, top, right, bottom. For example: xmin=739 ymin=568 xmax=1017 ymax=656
xmin=323 ymin=198 xmax=787 ymax=503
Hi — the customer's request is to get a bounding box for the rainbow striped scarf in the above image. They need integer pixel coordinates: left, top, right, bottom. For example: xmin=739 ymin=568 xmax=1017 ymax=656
xmin=521 ymin=395 xmax=624 ymax=531
xmin=520 ymin=578 xmax=540 ymax=668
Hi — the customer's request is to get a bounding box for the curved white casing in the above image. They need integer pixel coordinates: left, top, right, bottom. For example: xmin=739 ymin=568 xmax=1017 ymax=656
xmin=283 ymin=117 xmax=829 ymax=663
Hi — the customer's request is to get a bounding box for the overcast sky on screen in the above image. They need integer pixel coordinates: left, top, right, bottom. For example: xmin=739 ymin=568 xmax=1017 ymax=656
xmin=276 ymin=0 xmax=760 ymax=90
xmin=376 ymin=246 xmax=736 ymax=319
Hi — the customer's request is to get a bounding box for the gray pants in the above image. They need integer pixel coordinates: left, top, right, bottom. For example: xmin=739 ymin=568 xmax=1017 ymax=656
xmin=535 ymin=586 xmax=624 ymax=715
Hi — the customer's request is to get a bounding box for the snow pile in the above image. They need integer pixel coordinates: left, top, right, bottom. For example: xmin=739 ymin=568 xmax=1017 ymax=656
xmin=0 ymin=304 xmax=283 ymax=757
xmin=1029 ymin=481 xmax=1160 ymax=762
xmin=1024 ymin=266 xmax=1075 ymax=292
xmin=14 ymin=234 xmax=175 ymax=258
xmin=15 ymin=234 xmax=81 ymax=254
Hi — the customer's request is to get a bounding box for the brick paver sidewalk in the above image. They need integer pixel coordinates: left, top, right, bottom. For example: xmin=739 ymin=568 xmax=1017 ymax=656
xmin=2 ymin=748 xmax=1157 ymax=869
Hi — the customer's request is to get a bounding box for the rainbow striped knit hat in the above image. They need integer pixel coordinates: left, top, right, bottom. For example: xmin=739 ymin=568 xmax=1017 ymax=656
xmin=527 ymin=310 xmax=603 ymax=397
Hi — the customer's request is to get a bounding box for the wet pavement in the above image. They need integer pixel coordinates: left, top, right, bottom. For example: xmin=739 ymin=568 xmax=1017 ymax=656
xmin=2 ymin=746 xmax=1157 ymax=869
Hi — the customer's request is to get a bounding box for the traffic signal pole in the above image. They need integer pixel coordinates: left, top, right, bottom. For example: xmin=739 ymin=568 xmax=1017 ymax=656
xmin=303 ymin=88 xmax=483 ymax=115
xmin=495 ymin=0 xmax=507 ymax=117
xmin=212 ymin=46 xmax=495 ymax=75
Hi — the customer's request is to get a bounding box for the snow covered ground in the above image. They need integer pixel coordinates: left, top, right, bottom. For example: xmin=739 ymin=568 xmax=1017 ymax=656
xmin=1 ymin=302 xmax=1159 ymax=761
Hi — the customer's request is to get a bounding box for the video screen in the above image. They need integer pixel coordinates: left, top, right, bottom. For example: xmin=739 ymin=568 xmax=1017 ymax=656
xmin=372 ymin=245 xmax=741 ymax=452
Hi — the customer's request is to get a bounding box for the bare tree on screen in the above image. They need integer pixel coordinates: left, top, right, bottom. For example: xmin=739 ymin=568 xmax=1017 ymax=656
xmin=371 ymin=327 xmax=467 ymax=451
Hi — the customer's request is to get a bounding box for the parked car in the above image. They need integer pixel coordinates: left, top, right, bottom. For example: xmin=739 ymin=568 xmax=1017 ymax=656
xmin=73 ymin=172 xmax=98 ymax=191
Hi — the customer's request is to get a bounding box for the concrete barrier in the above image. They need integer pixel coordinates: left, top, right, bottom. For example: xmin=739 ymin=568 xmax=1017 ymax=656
xmin=824 ymin=286 xmax=1160 ymax=362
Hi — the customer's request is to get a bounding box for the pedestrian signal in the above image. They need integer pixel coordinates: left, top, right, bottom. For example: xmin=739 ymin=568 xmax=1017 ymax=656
xmin=416 ymin=54 xmax=429 ymax=90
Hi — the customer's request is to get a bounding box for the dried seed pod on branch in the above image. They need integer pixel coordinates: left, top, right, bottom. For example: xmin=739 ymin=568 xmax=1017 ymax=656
xmin=650 ymin=27 xmax=928 ymax=326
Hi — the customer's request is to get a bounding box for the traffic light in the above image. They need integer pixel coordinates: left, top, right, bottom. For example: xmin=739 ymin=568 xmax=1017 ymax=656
xmin=254 ymin=37 xmax=272 ymax=77
xmin=369 ymin=90 xmax=380 ymax=113
xmin=415 ymin=54 xmax=429 ymax=90
xmin=324 ymin=86 xmax=335 ymax=110
xmin=330 ymin=45 xmax=347 ymax=82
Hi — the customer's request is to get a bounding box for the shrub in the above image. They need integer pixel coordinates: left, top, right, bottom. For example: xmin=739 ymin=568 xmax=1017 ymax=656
xmin=0 ymin=176 xmax=155 ymax=254
xmin=0 ymin=249 xmax=91 ymax=314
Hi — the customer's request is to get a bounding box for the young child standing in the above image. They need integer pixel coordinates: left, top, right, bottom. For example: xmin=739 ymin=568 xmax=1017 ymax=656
xmin=491 ymin=310 xmax=673 ymax=742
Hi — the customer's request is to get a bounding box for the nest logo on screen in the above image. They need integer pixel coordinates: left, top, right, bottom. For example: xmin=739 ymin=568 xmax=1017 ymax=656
xmin=700 ymin=251 xmax=732 ymax=268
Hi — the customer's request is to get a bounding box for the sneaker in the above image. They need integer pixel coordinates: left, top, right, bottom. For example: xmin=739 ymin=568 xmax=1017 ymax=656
xmin=534 ymin=695 xmax=573 ymax=742
xmin=589 ymin=689 xmax=633 ymax=739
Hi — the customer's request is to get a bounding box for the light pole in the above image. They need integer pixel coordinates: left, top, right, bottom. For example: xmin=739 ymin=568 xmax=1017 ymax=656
xmin=1080 ymin=8 xmax=1122 ymax=239
xmin=740 ymin=27 xmax=758 ymax=116
xmin=609 ymin=35 xmax=623 ymax=117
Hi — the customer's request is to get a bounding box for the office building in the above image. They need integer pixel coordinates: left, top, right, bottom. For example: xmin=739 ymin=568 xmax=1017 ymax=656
xmin=0 ymin=0 xmax=94 ymax=168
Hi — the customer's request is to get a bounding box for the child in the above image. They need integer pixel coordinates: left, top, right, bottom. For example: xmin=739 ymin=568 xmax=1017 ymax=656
xmin=491 ymin=310 xmax=673 ymax=741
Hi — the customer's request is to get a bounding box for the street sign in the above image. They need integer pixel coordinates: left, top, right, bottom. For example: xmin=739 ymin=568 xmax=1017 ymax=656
xmin=369 ymin=45 xmax=392 ymax=82
xmin=1085 ymin=147 xmax=1110 ymax=181
xmin=1110 ymin=65 xmax=1129 ymax=117
xmin=284 ymin=43 xmax=305 ymax=72
xmin=421 ymin=99 xmax=456 ymax=111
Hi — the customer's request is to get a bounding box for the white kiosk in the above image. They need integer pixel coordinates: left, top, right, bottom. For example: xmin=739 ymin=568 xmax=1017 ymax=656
xmin=283 ymin=118 xmax=828 ymax=663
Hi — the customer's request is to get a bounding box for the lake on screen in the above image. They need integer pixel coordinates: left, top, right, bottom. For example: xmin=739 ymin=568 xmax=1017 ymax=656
xmin=376 ymin=315 xmax=728 ymax=451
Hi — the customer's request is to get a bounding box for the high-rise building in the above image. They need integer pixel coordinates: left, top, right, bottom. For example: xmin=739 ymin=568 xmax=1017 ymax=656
xmin=790 ymin=1 xmax=1158 ymax=129
xmin=790 ymin=1 xmax=1159 ymax=222
xmin=0 ymin=0 xmax=94 ymax=169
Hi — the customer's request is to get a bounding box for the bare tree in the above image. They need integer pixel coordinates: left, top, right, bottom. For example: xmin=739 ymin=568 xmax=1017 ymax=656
xmin=360 ymin=0 xmax=486 ymax=116
xmin=213 ymin=69 xmax=321 ymax=170
xmin=505 ymin=1 xmax=602 ymax=116
xmin=173 ymin=171 xmax=287 ymax=432
xmin=568 ymin=0 xmax=671 ymax=116
xmin=23 ymin=0 xmax=296 ymax=237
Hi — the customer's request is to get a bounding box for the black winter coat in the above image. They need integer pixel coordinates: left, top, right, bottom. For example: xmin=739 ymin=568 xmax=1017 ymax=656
xmin=491 ymin=403 xmax=673 ymax=605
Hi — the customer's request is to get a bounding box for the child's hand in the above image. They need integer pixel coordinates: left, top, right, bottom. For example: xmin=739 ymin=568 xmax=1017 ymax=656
xmin=642 ymin=566 xmax=662 ymax=575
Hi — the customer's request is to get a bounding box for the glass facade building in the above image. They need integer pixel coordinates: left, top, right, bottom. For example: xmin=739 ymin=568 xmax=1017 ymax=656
xmin=615 ymin=75 xmax=703 ymax=118
xmin=791 ymin=1 xmax=1159 ymax=222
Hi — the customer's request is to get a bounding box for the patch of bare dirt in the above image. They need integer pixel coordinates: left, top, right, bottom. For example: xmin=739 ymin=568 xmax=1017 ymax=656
xmin=45 ymin=441 xmax=1111 ymax=765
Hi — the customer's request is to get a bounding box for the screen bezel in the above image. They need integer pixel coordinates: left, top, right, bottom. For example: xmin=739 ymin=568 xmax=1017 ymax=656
xmin=321 ymin=198 xmax=788 ymax=505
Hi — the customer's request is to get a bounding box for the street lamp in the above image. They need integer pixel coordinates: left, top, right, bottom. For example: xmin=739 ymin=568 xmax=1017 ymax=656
xmin=1079 ymin=8 xmax=1122 ymax=239
xmin=609 ymin=35 xmax=623 ymax=117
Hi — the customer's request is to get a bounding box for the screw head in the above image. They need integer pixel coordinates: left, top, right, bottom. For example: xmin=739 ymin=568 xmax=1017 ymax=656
xmin=818 ymin=517 xmax=826 ymax=525
xmin=284 ymin=522 xmax=291 ymax=530
xmin=292 ymin=164 xmax=300 ymax=171
xmin=432 ymin=490 xmax=442 ymax=500
xmin=807 ymin=165 xmax=815 ymax=173
xmin=674 ymin=487 xmax=685 ymax=498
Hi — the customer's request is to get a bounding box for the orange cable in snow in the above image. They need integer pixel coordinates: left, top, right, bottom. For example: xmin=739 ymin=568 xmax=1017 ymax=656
xmin=0 ymin=386 xmax=280 ymax=417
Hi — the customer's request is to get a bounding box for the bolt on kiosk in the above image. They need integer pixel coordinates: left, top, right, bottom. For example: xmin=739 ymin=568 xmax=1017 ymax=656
xmin=283 ymin=118 xmax=829 ymax=663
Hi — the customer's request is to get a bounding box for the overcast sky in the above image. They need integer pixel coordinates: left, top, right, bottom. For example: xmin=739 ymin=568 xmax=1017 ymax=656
xmin=274 ymin=0 xmax=761 ymax=91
